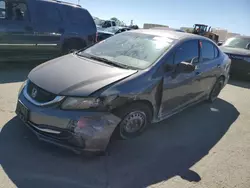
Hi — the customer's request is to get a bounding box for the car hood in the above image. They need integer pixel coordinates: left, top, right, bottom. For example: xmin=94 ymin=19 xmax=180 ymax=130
xmin=28 ymin=54 xmax=137 ymax=96
xmin=220 ymin=46 xmax=250 ymax=56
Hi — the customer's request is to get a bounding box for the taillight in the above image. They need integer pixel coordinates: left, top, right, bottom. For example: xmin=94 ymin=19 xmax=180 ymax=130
xmin=95 ymin=32 xmax=98 ymax=42
xmin=88 ymin=34 xmax=96 ymax=43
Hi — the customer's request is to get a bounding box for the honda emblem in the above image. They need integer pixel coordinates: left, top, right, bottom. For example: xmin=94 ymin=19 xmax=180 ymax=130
xmin=31 ymin=88 xmax=37 ymax=98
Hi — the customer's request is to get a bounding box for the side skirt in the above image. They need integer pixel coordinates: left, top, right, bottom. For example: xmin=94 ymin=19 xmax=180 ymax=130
xmin=152 ymin=95 xmax=208 ymax=123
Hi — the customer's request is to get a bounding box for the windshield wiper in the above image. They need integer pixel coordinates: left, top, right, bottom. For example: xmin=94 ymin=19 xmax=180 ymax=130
xmin=78 ymin=53 xmax=131 ymax=69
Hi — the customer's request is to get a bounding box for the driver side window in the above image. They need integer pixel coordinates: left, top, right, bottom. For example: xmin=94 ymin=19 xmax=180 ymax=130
xmin=174 ymin=40 xmax=199 ymax=64
xmin=0 ymin=1 xmax=6 ymax=19
xmin=0 ymin=0 xmax=29 ymax=21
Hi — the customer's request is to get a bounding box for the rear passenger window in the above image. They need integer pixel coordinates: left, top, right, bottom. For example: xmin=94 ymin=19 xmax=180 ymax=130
xmin=201 ymin=41 xmax=215 ymax=61
xmin=174 ymin=40 xmax=199 ymax=64
xmin=214 ymin=46 xmax=219 ymax=58
xmin=36 ymin=2 xmax=61 ymax=23
xmin=0 ymin=1 xmax=6 ymax=19
xmin=68 ymin=8 xmax=89 ymax=24
xmin=0 ymin=0 xmax=29 ymax=21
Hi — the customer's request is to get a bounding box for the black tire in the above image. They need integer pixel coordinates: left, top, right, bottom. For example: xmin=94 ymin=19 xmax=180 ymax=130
xmin=112 ymin=103 xmax=152 ymax=140
xmin=207 ymin=77 xmax=224 ymax=103
xmin=62 ymin=40 xmax=85 ymax=55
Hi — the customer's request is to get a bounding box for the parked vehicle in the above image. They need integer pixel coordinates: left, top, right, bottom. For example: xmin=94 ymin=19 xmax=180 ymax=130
xmin=217 ymin=41 xmax=224 ymax=46
xmin=100 ymin=20 xmax=117 ymax=28
xmin=0 ymin=0 xmax=97 ymax=62
xmin=96 ymin=27 xmax=131 ymax=42
xmin=16 ymin=29 xmax=231 ymax=154
xmin=105 ymin=26 xmax=131 ymax=34
xmin=128 ymin=25 xmax=139 ymax=30
xmin=220 ymin=36 xmax=250 ymax=79
xmin=96 ymin=30 xmax=114 ymax=42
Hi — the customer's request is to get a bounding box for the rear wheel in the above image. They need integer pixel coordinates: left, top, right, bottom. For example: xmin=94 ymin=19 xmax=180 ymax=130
xmin=207 ymin=77 xmax=224 ymax=103
xmin=112 ymin=103 xmax=152 ymax=140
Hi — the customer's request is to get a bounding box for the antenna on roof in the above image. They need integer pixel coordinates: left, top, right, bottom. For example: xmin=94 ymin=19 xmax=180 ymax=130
xmin=77 ymin=0 xmax=80 ymax=5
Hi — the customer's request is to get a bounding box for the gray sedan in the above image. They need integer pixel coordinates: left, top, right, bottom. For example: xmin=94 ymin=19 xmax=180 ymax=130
xmin=16 ymin=29 xmax=231 ymax=154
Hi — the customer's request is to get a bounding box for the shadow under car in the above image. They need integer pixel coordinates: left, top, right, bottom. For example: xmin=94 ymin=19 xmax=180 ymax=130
xmin=0 ymin=98 xmax=239 ymax=188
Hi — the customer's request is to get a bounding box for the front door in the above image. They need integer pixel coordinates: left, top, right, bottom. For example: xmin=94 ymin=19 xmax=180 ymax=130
xmin=196 ymin=40 xmax=221 ymax=96
xmin=0 ymin=0 xmax=37 ymax=62
xmin=160 ymin=40 xmax=202 ymax=118
xmin=32 ymin=1 xmax=62 ymax=59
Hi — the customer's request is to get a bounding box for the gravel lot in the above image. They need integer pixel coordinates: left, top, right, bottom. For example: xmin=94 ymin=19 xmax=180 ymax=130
xmin=0 ymin=65 xmax=250 ymax=188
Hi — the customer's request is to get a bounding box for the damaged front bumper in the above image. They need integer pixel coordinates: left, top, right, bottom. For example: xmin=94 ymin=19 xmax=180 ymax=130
xmin=16 ymin=93 xmax=121 ymax=154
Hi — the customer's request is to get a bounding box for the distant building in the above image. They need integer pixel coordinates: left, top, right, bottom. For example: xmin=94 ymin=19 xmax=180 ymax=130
xmin=180 ymin=27 xmax=193 ymax=33
xmin=211 ymin=28 xmax=241 ymax=41
xmin=180 ymin=27 xmax=193 ymax=31
xmin=212 ymin=28 xmax=228 ymax=41
xmin=151 ymin=27 xmax=185 ymax=32
xmin=226 ymin=32 xmax=241 ymax=39
xmin=143 ymin=23 xmax=169 ymax=29
xmin=151 ymin=26 xmax=170 ymax=30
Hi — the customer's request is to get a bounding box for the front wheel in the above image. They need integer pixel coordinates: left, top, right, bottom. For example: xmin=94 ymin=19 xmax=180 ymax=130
xmin=113 ymin=103 xmax=152 ymax=140
xmin=207 ymin=77 xmax=224 ymax=103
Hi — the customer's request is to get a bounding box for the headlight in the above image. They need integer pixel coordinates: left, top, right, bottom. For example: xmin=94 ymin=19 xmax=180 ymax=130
xmin=61 ymin=95 xmax=118 ymax=110
xmin=18 ymin=80 xmax=27 ymax=96
xmin=61 ymin=97 xmax=101 ymax=110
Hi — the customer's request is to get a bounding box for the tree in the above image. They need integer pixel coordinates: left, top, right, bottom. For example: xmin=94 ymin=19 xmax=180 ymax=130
xmin=110 ymin=17 xmax=119 ymax=22
xmin=110 ymin=17 xmax=122 ymax=26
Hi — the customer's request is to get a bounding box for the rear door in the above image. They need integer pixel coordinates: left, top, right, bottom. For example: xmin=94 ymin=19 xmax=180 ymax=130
xmin=0 ymin=0 xmax=37 ymax=62
xmin=62 ymin=6 xmax=96 ymax=46
xmin=160 ymin=40 xmax=203 ymax=117
xmin=32 ymin=1 xmax=62 ymax=59
xmin=196 ymin=40 xmax=221 ymax=95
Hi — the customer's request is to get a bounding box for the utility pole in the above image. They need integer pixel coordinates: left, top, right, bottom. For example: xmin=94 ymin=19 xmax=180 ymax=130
xmin=130 ymin=20 xmax=133 ymax=26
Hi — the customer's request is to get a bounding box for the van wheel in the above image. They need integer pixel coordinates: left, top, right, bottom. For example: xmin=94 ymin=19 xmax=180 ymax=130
xmin=207 ymin=77 xmax=224 ymax=103
xmin=112 ymin=103 xmax=152 ymax=140
xmin=62 ymin=40 xmax=85 ymax=54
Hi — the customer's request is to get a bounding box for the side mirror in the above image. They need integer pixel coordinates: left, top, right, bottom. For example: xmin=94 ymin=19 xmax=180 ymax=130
xmin=176 ymin=61 xmax=195 ymax=73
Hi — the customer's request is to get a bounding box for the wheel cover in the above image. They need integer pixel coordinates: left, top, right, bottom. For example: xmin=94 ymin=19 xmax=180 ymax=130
xmin=211 ymin=80 xmax=223 ymax=100
xmin=120 ymin=111 xmax=147 ymax=137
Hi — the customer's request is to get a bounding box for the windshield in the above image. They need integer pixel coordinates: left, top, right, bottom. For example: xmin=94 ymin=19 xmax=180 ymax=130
xmin=223 ymin=37 xmax=250 ymax=49
xmin=78 ymin=32 xmax=174 ymax=69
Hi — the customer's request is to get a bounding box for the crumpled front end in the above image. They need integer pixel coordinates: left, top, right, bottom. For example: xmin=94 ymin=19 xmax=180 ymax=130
xmin=16 ymin=90 xmax=121 ymax=154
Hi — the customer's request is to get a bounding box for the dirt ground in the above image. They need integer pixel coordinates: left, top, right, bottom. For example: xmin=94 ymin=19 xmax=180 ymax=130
xmin=0 ymin=65 xmax=250 ymax=188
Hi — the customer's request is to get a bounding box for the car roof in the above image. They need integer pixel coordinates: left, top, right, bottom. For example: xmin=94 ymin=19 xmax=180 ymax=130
xmin=38 ymin=0 xmax=82 ymax=8
xmin=129 ymin=29 xmax=209 ymax=41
